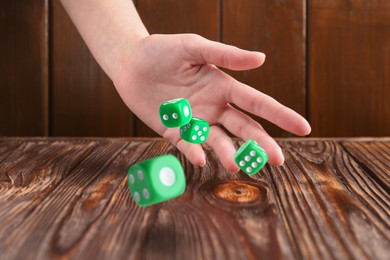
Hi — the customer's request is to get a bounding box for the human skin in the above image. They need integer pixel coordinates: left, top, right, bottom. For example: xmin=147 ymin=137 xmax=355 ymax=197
xmin=60 ymin=0 xmax=311 ymax=173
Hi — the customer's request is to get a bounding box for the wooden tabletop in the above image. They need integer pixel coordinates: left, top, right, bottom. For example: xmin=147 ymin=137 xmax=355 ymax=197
xmin=0 ymin=137 xmax=389 ymax=259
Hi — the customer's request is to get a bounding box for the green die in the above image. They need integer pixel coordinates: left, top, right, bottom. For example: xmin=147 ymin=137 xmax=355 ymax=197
xmin=180 ymin=117 xmax=210 ymax=144
xmin=127 ymin=154 xmax=186 ymax=207
xmin=234 ymin=139 xmax=268 ymax=175
xmin=159 ymin=98 xmax=192 ymax=128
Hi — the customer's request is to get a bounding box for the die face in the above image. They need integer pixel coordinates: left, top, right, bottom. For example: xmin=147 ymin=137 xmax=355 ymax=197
xmin=159 ymin=98 xmax=192 ymax=128
xmin=234 ymin=139 xmax=268 ymax=175
xmin=128 ymin=165 xmax=153 ymax=207
xmin=128 ymin=154 xmax=186 ymax=207
xmin=148 ymin=155 xmax=186 ymax=199
xmin=180 ymin=117 xmax=210 ymax=144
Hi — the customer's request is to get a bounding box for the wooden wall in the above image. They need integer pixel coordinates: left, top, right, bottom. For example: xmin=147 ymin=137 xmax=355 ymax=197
xmin=309 ymin=0 xmax=390 ymax=136
xmin=0 ymin=1 xmax=49 ymax=136
xmin=1 ymin=0 xmax=389 ymax=137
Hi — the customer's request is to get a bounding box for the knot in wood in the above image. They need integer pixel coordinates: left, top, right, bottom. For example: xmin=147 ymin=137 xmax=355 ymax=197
xmin=213 ymin=181 xmax=261 ymax=203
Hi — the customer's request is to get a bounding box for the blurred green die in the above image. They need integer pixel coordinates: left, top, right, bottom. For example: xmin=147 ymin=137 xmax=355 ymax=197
xmin=127 ymin=154 xmax=186 ymax=207
xmin=159 ymin=98 xmax=192 ymax=128
xmin=180 ymin=117 xmax=210 ymax=144
xmin=234 ymin=139 xmax=268 ymax=175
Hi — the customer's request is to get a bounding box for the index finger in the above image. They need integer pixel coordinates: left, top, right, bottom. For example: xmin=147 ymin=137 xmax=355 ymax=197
xmin=227 ymin=80 xmax=311 ymax=136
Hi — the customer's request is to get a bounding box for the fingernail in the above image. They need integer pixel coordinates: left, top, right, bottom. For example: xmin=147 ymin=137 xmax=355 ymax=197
xmin=256 ymin=52 xmax=266 ymax=60
xmin=230 ymin=165 xmax=240 ymax=174
xmin=200 ymin=157 xmax=207 ymax=167
xmin=277 ymin=147 xmax=285 ymax=165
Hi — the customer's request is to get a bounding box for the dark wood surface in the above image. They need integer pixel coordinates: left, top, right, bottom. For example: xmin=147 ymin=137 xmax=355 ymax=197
xmin=50 ymin=1 xmax=134 ymax=137
xmin=0 ymin=137 xmax=388 ymax=259
xmin=309 ymin=0 xmax=390 ymax=136
xmin=0 ymin=0 xmax=49 ymax=136
xmin=1 ymin=0 xmax=389 ymax=137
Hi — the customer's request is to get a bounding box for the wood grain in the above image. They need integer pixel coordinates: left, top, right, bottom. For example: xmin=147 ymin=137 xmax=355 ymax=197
xmin=0 ymin=138 xmax=388 ymax=259
xmin=222 ymin=0 xmax=307 ymax=137
xmin=309 ymin=0 xmax=390 ymax=136
xmin=342 ymin=140 xmax=390 ymax=198
xmin=0 ymin=0 xmax=49 ymax=136
xmin=50 ymin=1 xmax=133 ymax=137
xmin=2 ymin=1 xmax=389 ymax=138
xmin=272 ymin=139 xmax=390 ymax=259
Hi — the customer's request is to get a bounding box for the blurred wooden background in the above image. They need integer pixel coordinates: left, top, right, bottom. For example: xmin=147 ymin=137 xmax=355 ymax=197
xmin=1 ymin=0 xmax=389 ymax=137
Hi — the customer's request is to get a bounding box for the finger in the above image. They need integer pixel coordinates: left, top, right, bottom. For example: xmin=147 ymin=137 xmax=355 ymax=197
xmin=181 ymin=34 xmax=266 ymax=71
xmin=227 ymin=80 xmax=311 ymax=136
xmin=163 ymin=129 xmax=206 ymax=166
xmin=176 ymin=140 xmax=206 ymax=166
xmin=206 ymin=125 xmax=240 ymax=173
xmin=219 ymin=105 xmax=285 ymax=166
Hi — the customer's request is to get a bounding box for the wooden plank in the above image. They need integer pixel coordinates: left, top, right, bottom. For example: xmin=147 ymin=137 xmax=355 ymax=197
xmin=138 ymin=148 xmax=295 ymax=259
xmin=341 ymin=140 xmax=390 ymax=193
xmin=272 ymin=140 xmax=390 ymax=259
xmin=0 ymin=138 xmax=294 ymax=258
xmin=134 ymin=0 xmax=220 ymax=137
xmin=222 ymin=0 xmax=307 ymax=137
xmin=0 ymin=0 xmax=49 ymax=136
xmin=50 ymin=1 xmax=133 ymax=137
xmin=0 ymin=138 xmax=132 ymax=258
xmin=0 ymin=138 xmax=389 ymax=259
xmin=309 ymin=1 xmax=390 ymax=136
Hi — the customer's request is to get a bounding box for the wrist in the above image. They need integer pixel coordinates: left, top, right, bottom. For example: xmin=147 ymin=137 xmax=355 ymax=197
xmin=60 ymin=0 xmax=149 ymax=81
xmin=106 ymin=30 xmax=149 ymax=82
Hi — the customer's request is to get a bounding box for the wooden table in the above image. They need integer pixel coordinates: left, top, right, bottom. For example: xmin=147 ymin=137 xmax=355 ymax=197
xmin=0 ymin=137 xmax=389 ymax=259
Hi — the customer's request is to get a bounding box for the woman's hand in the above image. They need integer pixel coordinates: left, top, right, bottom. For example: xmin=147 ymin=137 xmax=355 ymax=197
xmin=113 ymin=34 xmax=311 ymax=172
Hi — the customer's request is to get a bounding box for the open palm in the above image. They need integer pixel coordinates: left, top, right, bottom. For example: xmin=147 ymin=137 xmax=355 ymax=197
xmin=113 ymin=34 xmax=311 ymax=172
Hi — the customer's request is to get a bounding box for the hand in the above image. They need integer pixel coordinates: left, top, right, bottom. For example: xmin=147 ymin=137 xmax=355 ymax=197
xmin=113 ymin=34 xmax=311 ymax=172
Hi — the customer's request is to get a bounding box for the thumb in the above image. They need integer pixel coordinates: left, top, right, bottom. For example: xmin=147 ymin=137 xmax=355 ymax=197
xmin=183 ymin=34 xmax=266 ymax=71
